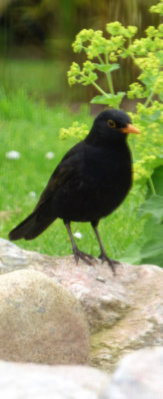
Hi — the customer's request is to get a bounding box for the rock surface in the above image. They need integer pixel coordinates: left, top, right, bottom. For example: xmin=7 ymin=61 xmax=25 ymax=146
xmin=0 ymin=348 xmax=162 ymax=399
xmin=0 ymin=268 xmax=89 ymax=364
xmin=0 ymin=238 xmax=163 ymax=371
xmin=0 ymin=361 xmax=109 ymax=399
xmin=101 ymin=347 xmax=163 ymax=399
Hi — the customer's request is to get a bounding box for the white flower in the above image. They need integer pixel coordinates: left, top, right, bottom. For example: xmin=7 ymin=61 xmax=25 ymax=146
xmin=6 ymin=150 xmax=21 ymax=160
xmin=45 ymin=151 xmax=55 ymax=160
xmin=29 ymin=191 xmax=37 ymax=199
xmin=73 ymin=231 xmax=82 ymax=239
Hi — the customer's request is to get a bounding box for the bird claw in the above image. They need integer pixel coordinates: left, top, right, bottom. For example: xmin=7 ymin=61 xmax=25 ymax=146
xmin=73 ymin=249 xmax=95 ymax=266
xmin=98 ymin=252 xmax=119 ymax=274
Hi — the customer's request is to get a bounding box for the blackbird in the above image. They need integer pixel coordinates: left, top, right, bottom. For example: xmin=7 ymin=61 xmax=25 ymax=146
xmin=9 ymin=109 xmax=140 ymax=272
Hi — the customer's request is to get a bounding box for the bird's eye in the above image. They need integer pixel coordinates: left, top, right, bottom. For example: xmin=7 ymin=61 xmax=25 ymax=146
xmin=107 ymin=119 xmax=116 ymax=128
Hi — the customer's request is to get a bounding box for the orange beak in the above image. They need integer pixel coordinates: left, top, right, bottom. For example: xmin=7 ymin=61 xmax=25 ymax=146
xmin=121 ymin=123 xmax=140 ymax=134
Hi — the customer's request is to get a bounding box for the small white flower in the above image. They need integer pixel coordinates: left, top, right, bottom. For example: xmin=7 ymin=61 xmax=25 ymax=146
xmin=45 ymin=151 xmax=55 ymax=160
xmin=73 ymin=231 xmax=82 ymax=239
xmin=29 ymin=191 xmax=37 ymax=199
xmin=6 ymin=150 xmax=21 ymax=160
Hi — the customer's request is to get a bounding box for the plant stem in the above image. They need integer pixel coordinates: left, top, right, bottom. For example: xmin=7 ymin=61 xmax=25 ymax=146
xmin=92 ymin=81 xmax=108 ymax=96
xmin=107 ymin=73 xmax=115 ymax=95
xmin=148 ymin=176 xmax=156 ymax=196
xmin=144 ymin=90 xmax=154 ymax=107
xmin=105 ymin=54 xmax=115 ymax=95
xmin=98 ymin=55 xmax=104 ymax=63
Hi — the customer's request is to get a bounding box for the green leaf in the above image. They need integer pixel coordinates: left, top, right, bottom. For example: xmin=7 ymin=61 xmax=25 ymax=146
xmin=140 ymin=239 xmax=163 ymax=266
xmin=94 ymin=63 xmax=120 ymax=73
xmin=122 ymin=222 xmax=163 ymax=267
xmin=152 ymin=166 xmax=163 ymax=196
xmin=159 ymin=92 xmax=163 ymax=102
xmin=120 ymin=243 xmax=143 ymax=264
xmin=139 ymin=220 xmax=163 ymax=266
xmin=91 ymin=92 xmax=125 ymax=107
xmin=157 ymin=51 xmax=163 ymax=66
xmin=139 ymin=195 xmax=163 ymax=222
xmin=91 ymin=95 xmax=110 ymax=105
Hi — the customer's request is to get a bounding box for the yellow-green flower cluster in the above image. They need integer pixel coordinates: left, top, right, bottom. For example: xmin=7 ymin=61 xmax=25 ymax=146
xmin=68 ymin=23 xmax=138 ymax=93
xmin=146 ymin=24 xmax=163 ymax=38
xmin=67 ymin=62 xmax=81 ymax=85
xmin=130 ymin=100 xmax=163 ymax=183
xmin=127 ymin=23 xmax=163 ymax=100
xmin=150 ymin=0 xmax=163 ymax=16
xmin=72 ymin=29 xmax=94 ymax=53
xmin=71 ymin=26 xmax=129 ymax=62
xmin=154 ymin=72 xmax=163 ymax=95
xmin=68 ymin=60 xmax=97 ymax=86
xmin=106 ymin=22 xmax=137 ymax=38
xmin=128 ymin=83 xmax=146 ymax=99
xmin=60 ymin=121 xmax=89 ymax=140
xmin=86 ymin=31 xmax=107 ymax=59
xmin=134 ymin=155 xmax=156 ymax=181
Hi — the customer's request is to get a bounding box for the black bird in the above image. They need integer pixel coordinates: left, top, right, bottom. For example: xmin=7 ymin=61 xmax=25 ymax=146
xmin=9 ymin=109 xmax=140 ymax=272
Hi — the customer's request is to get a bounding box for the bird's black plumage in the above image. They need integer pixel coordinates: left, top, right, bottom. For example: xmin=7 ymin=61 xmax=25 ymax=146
xmin=9 ymin=109 xmax=140 ymax=272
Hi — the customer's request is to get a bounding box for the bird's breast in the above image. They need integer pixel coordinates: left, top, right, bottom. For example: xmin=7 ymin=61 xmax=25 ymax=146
xmin=56 ymin=144 xmax=132 ymax=223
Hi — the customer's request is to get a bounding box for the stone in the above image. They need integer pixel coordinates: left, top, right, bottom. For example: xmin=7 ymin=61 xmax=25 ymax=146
xmin=0 ymin=269 xmax=89 ymax=364
xmin=0 ymin=238 xmax=49 ymax=273
xmin=0 ymin=238 xmax=163 ymax=371
xmin=0 ymin=361 xmax=109 ymax=399
xmin=101 ymin=347 xmax=163 ymax=399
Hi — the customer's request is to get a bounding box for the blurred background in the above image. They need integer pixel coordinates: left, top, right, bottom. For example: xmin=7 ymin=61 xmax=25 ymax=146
xmin=0 ymin=0 xmax=160 ymax=106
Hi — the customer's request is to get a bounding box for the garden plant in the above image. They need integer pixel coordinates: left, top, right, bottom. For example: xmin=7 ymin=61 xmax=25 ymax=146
xmin=62 ymin=0 xmax=163 ymax=266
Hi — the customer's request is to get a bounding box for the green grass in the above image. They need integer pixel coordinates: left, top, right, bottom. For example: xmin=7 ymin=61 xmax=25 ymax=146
xmin=0 ymin=90 xmax=146 ymax=260
xmin=0 ymin=59 xmax=68 ymax=99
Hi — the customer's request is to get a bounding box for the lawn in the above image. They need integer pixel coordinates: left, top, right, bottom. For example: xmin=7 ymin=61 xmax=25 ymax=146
xmin=0 ymin=59 xmax=67 ymax=98
xmin=0 ymin=90 xmax=145 ymax=260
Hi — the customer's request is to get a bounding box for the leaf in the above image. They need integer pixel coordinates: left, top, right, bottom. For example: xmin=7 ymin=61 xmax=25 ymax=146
xmin=94 ymin=63 xmax=120 ymax=73
xmin=120 ymin=243 xmax=143 ymax=264
xmin=122 ymin=227 xmax=163 ymax=267
xmin=91 ymin=92 xmax=125 ymax=107
xmin=91 ymin=95 xmax=110 ymax=105
xmin=139 ymin=220 xmax=163 ymax=266
xmin=157 ymin=51 xmax=163 ymax=66
xmin=140 ymin=240 xmax=163 ymax=265
xmin=152 ymin=166 xmax=163 ymax=196
xmin=139 ymin=195 xmax=163 ymax=222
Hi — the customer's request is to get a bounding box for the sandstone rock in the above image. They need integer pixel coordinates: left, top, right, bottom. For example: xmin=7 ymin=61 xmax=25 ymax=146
xmin=0 ymin=238 xmax=163 ymax=371
xmin=0 ymin=269 xmax=89 ymax=364
xmin=0 ymin=361 xmax=109 ymax=399
xmin=101 ymin=347 xmax=163 ymax=399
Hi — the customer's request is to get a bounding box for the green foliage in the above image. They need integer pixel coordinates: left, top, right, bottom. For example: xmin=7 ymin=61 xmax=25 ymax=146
xmin=122 ymin=194 xmax=163 ymax=266
xmin=150 ymin=0 xmax=163 ymax=16
xmin=65 ymin=0 xmax=163 ymax=266
xmin=68 ymin=23 xmax=138 ymax=108
xmin=60 ymin=121 xmax=89 ymax=140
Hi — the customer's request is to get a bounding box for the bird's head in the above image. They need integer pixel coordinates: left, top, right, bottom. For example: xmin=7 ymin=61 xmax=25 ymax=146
xmin=86 ymin=109 xmax=140 ymax=146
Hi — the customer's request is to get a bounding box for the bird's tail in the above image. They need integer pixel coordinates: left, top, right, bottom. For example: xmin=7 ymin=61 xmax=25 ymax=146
xmin=9 ymin=203 xmax=56 ymax=241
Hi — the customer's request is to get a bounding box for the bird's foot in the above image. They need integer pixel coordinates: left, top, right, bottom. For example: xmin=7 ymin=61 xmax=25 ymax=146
xmin=73 ymin=248 xmax=95 ymax=266
xmin=98 ymin=251 xmax=120 ymax=274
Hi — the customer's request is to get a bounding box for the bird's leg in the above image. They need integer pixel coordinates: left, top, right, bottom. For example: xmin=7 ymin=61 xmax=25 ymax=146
xmin=64 ymin=222 xmax=95 ymax=265
xmin=91 ymin=223 xmax=119 ymax=274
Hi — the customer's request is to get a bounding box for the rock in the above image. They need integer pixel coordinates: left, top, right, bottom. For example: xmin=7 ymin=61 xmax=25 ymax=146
xmin=0 ymin=269 xmax=89 ymax=364
xmin=101 ymin=347 xmax=163 ymax=399
xmin=0 ymin=238 xmax=163 ymax=371
xmin=0 ymin=361 xmax=109 ymax=399
xmin=0 ymin=238 xmax=50 ymax=273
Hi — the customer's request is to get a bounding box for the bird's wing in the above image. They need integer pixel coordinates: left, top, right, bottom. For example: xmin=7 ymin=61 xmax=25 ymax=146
xmin=34 ymin=142 xmax=85 ymax=211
